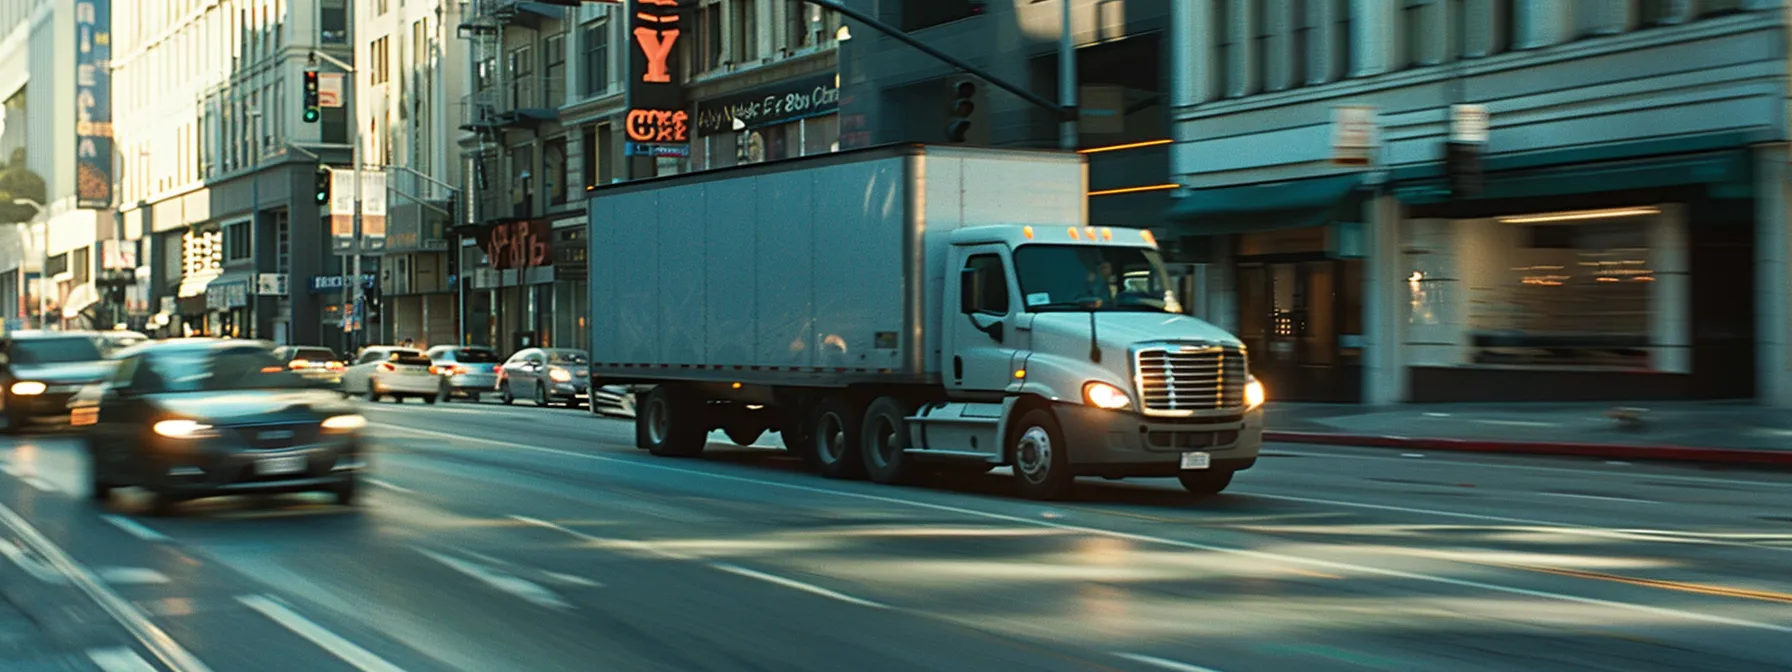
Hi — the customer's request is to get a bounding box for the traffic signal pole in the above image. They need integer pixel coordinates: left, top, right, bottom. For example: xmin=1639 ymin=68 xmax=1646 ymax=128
xmin=1058 ymin=0 xmax=1077 ymax=150
xmin=309 ymin=50 xmax=364 ymax=352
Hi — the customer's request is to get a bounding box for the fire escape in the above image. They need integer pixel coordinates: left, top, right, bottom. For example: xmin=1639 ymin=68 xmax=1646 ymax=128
xmin=456 ymin=0 xmax=564 ymax=229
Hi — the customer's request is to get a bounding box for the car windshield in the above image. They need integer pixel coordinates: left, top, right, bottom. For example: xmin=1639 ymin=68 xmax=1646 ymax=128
xmin=1010 ymin=244 xmax=1180 ymax=313
xmin=449 ymin=348 xmax=501 ymax=363
xmin=12 ymin=337 xmax=104 ymax=364
xmin=546 ymin=350 xmax=588 ymax=364
xmin=292 ymin=348 xmax=338 ymax=361
xmin=155 ymin=346 xmax=305 ymax=392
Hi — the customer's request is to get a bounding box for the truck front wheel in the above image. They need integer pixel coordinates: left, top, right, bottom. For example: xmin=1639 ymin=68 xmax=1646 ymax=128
xmin=638 ymin=386 xmax=708 ymax=457
xmin=805 ymin=397 xmax=867 ymax=480
xmin=1010 ymin=407 xmax=1074 ymax=501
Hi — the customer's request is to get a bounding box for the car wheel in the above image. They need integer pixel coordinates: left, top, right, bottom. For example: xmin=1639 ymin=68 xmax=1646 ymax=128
xmin=334 ymin=480 xmax=359 ymax=506
xmin=534 ymin=383 xmax=548 ymax=407
xmin=365 ymin=386 xmax=380 ymax=403
xmin=501 ymin=383 xmax=514 ymax=405
xmin=89 ymin=472 xmax=113 ymax=503
xmin=145 ymin=490 xmax=180 ymax=517
xmin=423 ymin=394 xmax=438 ymax=405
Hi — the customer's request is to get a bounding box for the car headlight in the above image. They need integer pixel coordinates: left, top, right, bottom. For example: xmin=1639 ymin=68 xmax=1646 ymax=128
xmin=153 ymin=419 xmax=217 ymax=439
xmin=1082 ymin=381 xmax=1131 ymax=410
xmin=1245 ymin=378 xmax=1267 ymax=409
xmin=548 ymin=367 xmax=572 ymax=383
xmin=9 ymin=381 xmax=45 ymax=396
xmin=321 ymin=414 xmax=367 ymax=433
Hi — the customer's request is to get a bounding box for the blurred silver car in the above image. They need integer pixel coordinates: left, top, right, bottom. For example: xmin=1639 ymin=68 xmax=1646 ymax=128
xmin=426 ymin=345 xmax=503 ymax=401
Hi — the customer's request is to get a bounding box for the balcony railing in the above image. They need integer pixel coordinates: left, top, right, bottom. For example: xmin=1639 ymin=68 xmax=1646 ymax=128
xmin=460 ymin=76 xmax=563 ymax=131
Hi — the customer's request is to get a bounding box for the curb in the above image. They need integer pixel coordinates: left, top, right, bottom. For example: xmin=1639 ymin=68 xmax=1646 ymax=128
xmin=1262 ymin=431 xmax=1792 ymax=466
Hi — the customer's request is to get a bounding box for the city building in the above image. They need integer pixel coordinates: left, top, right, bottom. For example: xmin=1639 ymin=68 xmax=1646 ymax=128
xmin=835 ymin=0 xmax=1174 ymax=250
xmin=0 ymin=0 xmax=128 ymax=331
xmin=113 ymin=0 xmax=357 ymax=346
xmin=1167 ymin=0 xmax=1775 ymax=405
xmin=360 ymin=0 xmax=466 ymax=347
xmin=454 ymin=0 xmax=843 ymax=352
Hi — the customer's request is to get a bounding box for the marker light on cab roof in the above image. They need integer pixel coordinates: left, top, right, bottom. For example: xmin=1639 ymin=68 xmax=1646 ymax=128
xmin=1141 ymin=229 xmax=1158 ymax=247
xmin=1023 ymin=226 xmax=1034 ymax=240
xmin=1067 ymin=227 xmax=1080 ymax=240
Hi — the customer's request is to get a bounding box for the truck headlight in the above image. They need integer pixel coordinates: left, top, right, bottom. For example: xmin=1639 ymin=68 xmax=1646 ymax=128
xmin=1245 ymin=378 xmax=1266 ymax=409
xmin=1082 ymin=381 xmax=1130 ymax=410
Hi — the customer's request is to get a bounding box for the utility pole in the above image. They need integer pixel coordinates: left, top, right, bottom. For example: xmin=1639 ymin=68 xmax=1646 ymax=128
xmin=310 ymin=50 xmax=363 ymax=352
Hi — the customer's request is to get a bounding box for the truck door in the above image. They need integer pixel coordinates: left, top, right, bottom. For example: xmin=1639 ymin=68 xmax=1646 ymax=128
xmin=947 ymin=246 xmax=1020 ymax=394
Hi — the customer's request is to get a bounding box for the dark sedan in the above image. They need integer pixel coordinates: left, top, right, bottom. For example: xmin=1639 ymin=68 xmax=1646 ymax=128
xmin=84 ymin=339 xmax=367 ymax=515
xmin=1 ymin=331 xmax=114 ymax=432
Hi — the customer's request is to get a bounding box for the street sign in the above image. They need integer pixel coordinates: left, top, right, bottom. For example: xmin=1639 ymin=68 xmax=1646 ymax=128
xmin=1330 ymin=105 xmax=1377 ymax=166
xmin=1450 ymin=104 xmax=1489 ymax=144
xmin=256 ymin=273 xmax=289 ymax=296
xmin=319 ymin=73 xmax=345 ymax=108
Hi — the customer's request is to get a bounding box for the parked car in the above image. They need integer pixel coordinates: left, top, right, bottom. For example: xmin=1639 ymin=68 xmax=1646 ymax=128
xmin=272 ymin=346 xmax=347 ymax=387
xmin=341 ymin=346 xmax=438 ymax=403
xmin=498 ymin=348 xmax=589 ymax=407
xmin=82 ymin=339 xmax=365 ymax=515
xmin=424 ymin=345 xmax=503 ymax=401
xmin=0 ymin=330 xmax=113 ymax=433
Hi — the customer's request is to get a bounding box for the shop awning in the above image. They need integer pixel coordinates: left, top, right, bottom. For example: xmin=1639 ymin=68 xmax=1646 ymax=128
xmin=61 ymin=283 xmax=99 ymax=319
xmin=1394 ymin=149 xmax=1751 ymax=206
xmin=1164 ymin=172 xmax=1367 ymax=236
xmin=176 ymin=271 xmax=219 ymax=299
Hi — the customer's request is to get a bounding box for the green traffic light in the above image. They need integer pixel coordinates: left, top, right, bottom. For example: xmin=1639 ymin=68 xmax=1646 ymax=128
xmin=304 ymin=109 xmax=319 ymax=123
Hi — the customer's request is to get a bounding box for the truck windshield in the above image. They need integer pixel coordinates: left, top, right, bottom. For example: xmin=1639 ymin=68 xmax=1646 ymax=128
xmin=1011 ymin=244 xmax=1178 ymax=313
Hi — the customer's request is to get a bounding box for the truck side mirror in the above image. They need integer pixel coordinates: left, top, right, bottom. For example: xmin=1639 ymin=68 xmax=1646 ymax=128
xmin=959 ymin=268 xmax=981 ymax=315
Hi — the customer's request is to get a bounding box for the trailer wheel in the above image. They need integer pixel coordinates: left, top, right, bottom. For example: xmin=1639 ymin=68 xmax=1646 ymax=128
xmin=804 ymin=396 xmax=866 ymax=479
xmin=861 ymin=397 xmax=923 ymax=485
xmin=1010 ymin=407 xmax=1074 ymax=500
xmin=638 ymin=385 xmax=708 ymax=457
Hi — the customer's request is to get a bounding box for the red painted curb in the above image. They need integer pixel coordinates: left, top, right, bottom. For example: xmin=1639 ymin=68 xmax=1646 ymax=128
xmin=1262 ymin=431 xmax=1792 ymax=466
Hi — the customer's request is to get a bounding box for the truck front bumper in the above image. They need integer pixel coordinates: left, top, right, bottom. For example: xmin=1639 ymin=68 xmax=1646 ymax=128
xmin=1054 ymin=404 xmax=1263 ymax=478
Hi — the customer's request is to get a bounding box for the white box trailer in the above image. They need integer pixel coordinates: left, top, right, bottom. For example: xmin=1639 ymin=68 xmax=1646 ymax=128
xmin=587 ymin=144 xmax=1265 ymax=500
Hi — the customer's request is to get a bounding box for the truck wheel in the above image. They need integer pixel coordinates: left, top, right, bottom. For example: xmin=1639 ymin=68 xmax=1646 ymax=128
xmin=1010 ymin=407 xmax=1074 ymax=501
xmin=804 ymin=397 xmax=866 ymax=479
xmin=861 ymin=397 xmax=923 ymax=485
xmin=1177 ymin=471 xmax=1234 ymax=497
xmin=639 ymin=385 xmax=707 ymax=457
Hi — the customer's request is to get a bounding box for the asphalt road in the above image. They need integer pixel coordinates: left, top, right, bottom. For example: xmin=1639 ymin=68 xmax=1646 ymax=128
xmin=2 ymin=399 xmax=1792 ymax=671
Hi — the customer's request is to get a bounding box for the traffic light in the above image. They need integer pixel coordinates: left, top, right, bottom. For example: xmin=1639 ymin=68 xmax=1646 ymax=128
xmin=946 ymin=80 xmax=975 ymax=143
xmin=302 ymin=70 xmax=320 ymax=123
xmin=314 ymin=167 xmax=332 ymax=205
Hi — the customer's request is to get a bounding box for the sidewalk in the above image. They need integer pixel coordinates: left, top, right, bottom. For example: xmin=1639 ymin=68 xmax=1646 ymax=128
xmin=1262 ymin=400 xmax=1792 ymax=466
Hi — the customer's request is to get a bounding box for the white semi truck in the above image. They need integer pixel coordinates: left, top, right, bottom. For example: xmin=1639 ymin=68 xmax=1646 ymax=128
xmin=585 ymin=144 xmax=1265 ymax=500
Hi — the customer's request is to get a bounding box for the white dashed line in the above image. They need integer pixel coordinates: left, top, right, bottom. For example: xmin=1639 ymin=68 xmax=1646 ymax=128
xmin=365 ymin=478 xmax=415 ymax=494
xmin=101 ymin=515 xmax=170 ymax=542
xmin=237 ymin=595 xmax=408 ymax=672
xmin=21 ymin=476 xmax=55 ymax=492
xmin=1114 ymin=652 xmax=1227 ymax=672
xmin=1539 ymin=492 xmax=1657 ymax=504
xmin=98 ymin=567 xmax=172 ymax=585
xmin=415 ymin=548 xmax=571 ymax=610
xmin=87 ymin=647 xmax=157 ymax=672
xmin=709 ymin=562 xmax=887 ymax=609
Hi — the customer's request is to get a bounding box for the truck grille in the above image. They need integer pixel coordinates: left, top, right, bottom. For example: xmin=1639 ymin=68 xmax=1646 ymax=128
xmin=1134 ymin=345 xmax=1248 ymax=414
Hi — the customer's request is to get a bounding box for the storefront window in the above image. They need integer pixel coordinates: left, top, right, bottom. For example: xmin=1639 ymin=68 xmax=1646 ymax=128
xmin=1408 ymin=209 xmax=1678 ymax=371
xmin=802 ymin=114 xmax=840 ymax=154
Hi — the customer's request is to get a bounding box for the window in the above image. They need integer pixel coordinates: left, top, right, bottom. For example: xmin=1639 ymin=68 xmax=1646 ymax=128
xmin=787 ymin=1 xmax=815 ymax=50
xmin=375 ymin=0 xmax=389 ymax=15
xmin=371 ymin=37 xmax=390 ymax=85
xmin=11 ymin=337 xmax=102 ymax=365
xmin=73 ymin=246 xmax=91 ymax=284
xmin=581 ymin=18 xmax=609 ymax=97
xmin=546 ymin=33 xmax=566 ymax=91
xmin=225 ymin=221 xmax=252 ymax=261
xmin=510 ymin=145 xmax=534 ymax=218
xmin=1638 ymin=0 xmax=1678 ymax=24
xmin=1332 ymin=0 xmax=1354 ymax=79
xmin=1491 ymin=0 xmax=1516 ymax=52
xmin=729 ymin=0 xmax=757 ymax=62
xmin=1400 ymin=0 xmax=1425 ymax=68
xmin=902 ymin=0 xmax=983 ymax=32
xmin=1251 ymin=0 xmax=1270 ymax=92
xmin=545 ymin=137 xmax=568 ymax=206
xmin=320 ymin=0 xmax=346 ymax=44
xmin=581 ymin=126 xmax=600 ymax=190
xmin=961 ymin=254 xmax=1010 ymax=315
xmin=1290 ymin=0 xmax=1311 ymax=86
xmin=696 ymin=2 xmax=723 ymax=73
xmin=1697 ymin=0 xmax=1744 ymax=17
xmin=596 ymin=124 xmax=614 ymax=184
xmin=273 ymin=210 xmax=290 ymax=274
xmin=1212 ymin=0 xmax=1231 ymax=97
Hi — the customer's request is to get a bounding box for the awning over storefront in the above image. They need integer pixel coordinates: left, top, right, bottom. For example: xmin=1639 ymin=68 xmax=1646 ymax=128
xmin=61 ymin=283 xmax=99 ymax=319
xmin=1165 ymin=173 xmax=1366 ymax=236
xmin=1395 ymin=149 xmax=1751 ymax=206
xmin=176 ymin=271 xmax=220 ymax=299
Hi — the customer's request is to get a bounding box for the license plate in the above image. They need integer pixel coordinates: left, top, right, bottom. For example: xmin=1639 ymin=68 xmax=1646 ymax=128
xmin=70 ymin=407 xmax=97 ymax=426
xmin=255 ymin=455 xmax=307 ymax=476
xmin=1180 ymin=451 xmax=1211 ymax=470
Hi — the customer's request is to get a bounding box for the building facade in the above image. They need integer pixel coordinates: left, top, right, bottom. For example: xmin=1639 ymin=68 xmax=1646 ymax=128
xmin=113 ymin=0 xmax=357 ymax=347
xmin=0 ymin=0 xmax=124 ymax=332
xmin=360 ymin=0 xmax=465 ymax=347
xmin=454 ymin=0 xmax=844 ymax=353
xmin=1168 ymin=0 xmax=1776 ymax=405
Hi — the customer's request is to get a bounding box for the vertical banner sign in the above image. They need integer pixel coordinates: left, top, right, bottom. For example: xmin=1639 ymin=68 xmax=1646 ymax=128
xmin=74 ymin=0 xmax=113 ymax=209
xmin=362 ymin=170 xmax=387 ymax=248
xmin=625 ymin=0 xmax=690 ymax=158
xmin=331 ymin=168 xmax=355 ymax=250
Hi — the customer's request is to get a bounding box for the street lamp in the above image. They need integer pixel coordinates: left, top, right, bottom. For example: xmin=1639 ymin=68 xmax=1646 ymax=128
xmin=11 ymin=198 xmax=45 ymax=329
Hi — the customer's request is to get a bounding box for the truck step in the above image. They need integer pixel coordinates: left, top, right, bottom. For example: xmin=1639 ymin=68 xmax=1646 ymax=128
xmin=902 ymin=449 xmax=999 ymax=460
xmin=905 ymin=415 xmax=1000 ymax=426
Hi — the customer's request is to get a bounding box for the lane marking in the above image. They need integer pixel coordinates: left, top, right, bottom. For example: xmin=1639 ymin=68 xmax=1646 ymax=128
xmin=365 ymin=478 xmax=415 ymax=494
xmin=87 ymin=647 xmax=158 ymax=672
xmin=1114 ymin=652 xmax=1226 ymax=672
xmin=1539 ymin=492 xmax=1657 ymax=505
xmin=543 ymin=571 xmax=604 ymax=588
xmin=709 ymin=562 xmax=887 ymax=609
xmin=22 ymin=476 xmax=55 ymax=492
xmin=1242 ymin=491 xmax=1792 ymax=554
xmin=238 ymin=595 xmax=408 ymax=672
xmin=0 ymin=537 xmax=67 ymax=584
xmin=380 ymin=423 xmax=1792 ymax=634
xmin=98 ymin=567 xmax=172 ymax=585
xmin=1264 ymin=448 xmax=1792 ymax=490
xmin=414 ymin=547 xmax=571 ymax=610
xmin=1471 ymin=419 xmax=1558 ymax=427
xmin=1486 ymin=563 xmax=1792 ymax=605
xmin=507 ymin=515 xmax=691 ymax=560
xmin=102 ymin=515 xmax=171 ymax=542
xmin=0 ymin=503 xmax=212 ymax=672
